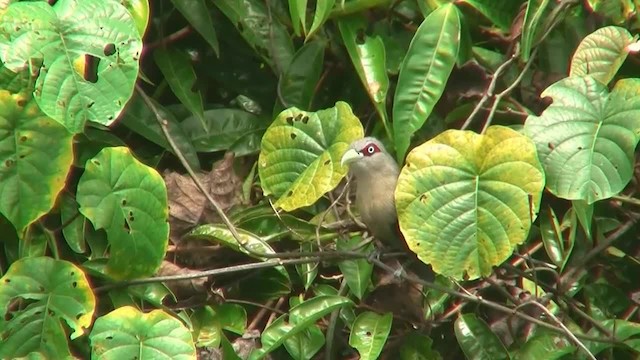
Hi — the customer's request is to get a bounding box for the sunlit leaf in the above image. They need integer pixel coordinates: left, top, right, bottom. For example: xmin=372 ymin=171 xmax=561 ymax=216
xmin=396 ymin=127 xmax=544 ymax=280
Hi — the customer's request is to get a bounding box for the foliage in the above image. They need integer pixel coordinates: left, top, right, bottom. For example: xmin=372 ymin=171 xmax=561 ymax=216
xmin=1 ymin=0 xmax=640 ymax=359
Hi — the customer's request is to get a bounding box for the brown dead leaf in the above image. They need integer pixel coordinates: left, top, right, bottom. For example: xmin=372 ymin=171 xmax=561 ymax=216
xmin=156 ymin=260 xmax=207 ymax=299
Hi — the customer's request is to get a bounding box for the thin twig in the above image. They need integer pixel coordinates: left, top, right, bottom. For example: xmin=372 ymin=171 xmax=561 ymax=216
xmin=517 ymin=301 xmax=596 ymax=360
xmin=460 ymin=54 xmax=517 ymax=131
xmin=481 ymin=48 xmax=539 ymax=134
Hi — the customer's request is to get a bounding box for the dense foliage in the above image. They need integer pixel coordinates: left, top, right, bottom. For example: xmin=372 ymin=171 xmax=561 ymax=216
xmin=1 ymin=0 xmax=640 ymax=359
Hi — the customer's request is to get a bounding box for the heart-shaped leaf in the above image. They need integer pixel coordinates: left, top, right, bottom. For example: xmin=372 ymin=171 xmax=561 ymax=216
xmin=0 ymin=0 xmax=142 ymax=132
xmin=90 ymin=306 xmax=196 ymax=359
xmin=524 ymin=76 xmax=640 ymax=203
xmin=259 ymin=101 xmax=364 ymax=211
xmin=395 ymin=126 xmax=545 ymax=280
xmin=0 ymin=257 xmax=96 ymax=358
xmin=0 ymin=91 xmax=73 ymax=234
xmin=77 ymin=147 xmax=169 ymax=279
xmin=570 ymin=26 xmax=635 ymax=85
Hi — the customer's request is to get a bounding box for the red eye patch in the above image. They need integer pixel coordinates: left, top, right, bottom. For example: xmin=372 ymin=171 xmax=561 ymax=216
xmin=360 ymin=143 xmax=380 ymax=156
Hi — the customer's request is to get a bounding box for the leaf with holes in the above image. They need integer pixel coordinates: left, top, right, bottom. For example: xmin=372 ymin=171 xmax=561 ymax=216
xmin=0 ymin=257 xmax=95 ymax=359
xmin=90 ymin=306 xmax=195 ymax=359
xmin=0 ymin=0 xmax=142 ymax=133
xmin=338 ymin=14 xmax=390 ymax=132
xmin=0 ymin=91 xmax=73 ymax=234
xmin=570 ymin=26 xmax=635 ymax=85
xmin=259 ymin=101 xmax=364 ymax=211
xmin=77 ymin=147 xmax=169 ymax=279
xmin=349 ymin=312 xmax=393 ymax=360
xmin=392 ymin=3 xmax=460 ymax=162
xmin=524 ymin=76 xmax=640 ymax=203
xmin=395 ymin=126 xmax=545 ymax=280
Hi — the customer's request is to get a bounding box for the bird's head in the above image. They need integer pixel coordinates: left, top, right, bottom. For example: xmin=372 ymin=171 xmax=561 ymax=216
xmin=341 ymin=137 xmax=399 ymax=179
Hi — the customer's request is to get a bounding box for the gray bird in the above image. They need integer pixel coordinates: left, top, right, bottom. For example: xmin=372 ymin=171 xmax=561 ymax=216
xmin=340 ymin=137 xmax=401 ymax=247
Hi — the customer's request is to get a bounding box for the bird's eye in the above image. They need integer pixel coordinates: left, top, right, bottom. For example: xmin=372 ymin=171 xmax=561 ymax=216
xmin=362 ymin=144 xmax=379 ymax=156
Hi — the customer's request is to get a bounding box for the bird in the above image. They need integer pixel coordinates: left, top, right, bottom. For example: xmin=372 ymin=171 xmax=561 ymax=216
xmin=340 ymin=137 xmax=401 ymax=248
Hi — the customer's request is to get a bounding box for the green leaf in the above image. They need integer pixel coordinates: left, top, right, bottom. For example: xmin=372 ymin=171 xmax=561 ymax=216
xmin=154 ymin=48 xmax=206 ymax=128
xmin=0 ymin=91 xmax=73 ymax=234
xmin=180 ymin=108 xmax=267 ymax=155
xmin=121 ymin=0 xmax=150 ymax=37
xmin=258 ymin=101 xmax=364 ymax=211
xmin=520 ymin=0 xmax=551 ymax=62
xmin=307 ymin=0 xmax=335 ymax=40
xmin=572 ymin=199 xmax=593 ymax=240
xmin=0 ymin=257 xmax=96 ymax=358
xmin=60 ymin=193 xmax=87 ymax=254
xmin=569 ymin=26 xmax=635 ymax=85
xmin=337 ymin=235 xmax=374 ymax=299
xmin=170 ymin=0 xmax=219 ymax=55
xmin=90 ymin=306 xmax=196 ymax=359
xmin=540 ymin=206 xmax=574 ymax=270
xmin=276 ymin=40 xmax=325 ymax=113
xmin=338 ymin=15 xmax=390 ymax=134
xmin=288 ymin=0 xmax=307 ymax=36
xmin=77 ymin=147 xmax=169 ymax=279
xmin=585 ymin=319 xmax=640 ymax=355
xmin=524 ymin=76 xmax=640 ymax=203
xmin=0 ymin=0 xmax=142 ymax=132
xmin=215 ymin=0 xmax=294 ymax=74
xmin=186 ymin=224 xmax=291 ymax=282
xmin=512 ymin=330 xmax=574 ymax=359
xmin=119 ymin=93 xmax=201 ymax=171
xmin=349 ymin=312 xmax=393 ymax=360
xmin=393 ymin=3 xmax=460 ymax=162
xmin=458 ymin=0 xmax=523 ymax=31
xmin=395 ymin=126 xmax=545 ymax=280
xmin=400 ymin=333 xmax=443 ymax=360
xmin=250 ymin=295 xmax=353 ymax=359
xmin=454 ymin=314 xmax=508 ymax=360
xmin=296 ymin=242 xmax=318 ymax=290
xmin=283 ymin=324 xmax=325 ymax=360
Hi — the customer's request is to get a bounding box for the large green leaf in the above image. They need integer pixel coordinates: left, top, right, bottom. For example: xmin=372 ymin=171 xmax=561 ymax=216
xmin=259 ymin=102 xmax=364 ymax=211
xmin=524 ymin=76 xmax=640 ymax=203
xmin=392 ymin=3 xmax=460 ymax=162
xmin=349 ymin=312 xmax=393 ymax=360
xmin=337 ymin=235 xmax=374 ymax=300
xmin=90 ymin=306 xmax=196 ymax=359
xmin=395 ymin=126 xmax=545 ymax=280
xmin=0 ymin=0 xmax=141 ymax=132
xmin=338 ymin=15 xmax=390 ymax=133
xmin=569 ymin=26 xmax=635 ymax=85
xmin=0 ymin=91 xmax=73 ymax=234
xmin=454 ymin=314 xmax=509 ymax=360
xmin=0 ymin=257 xmax=96 ymax=359
xmin=77 ymin=147 xmax=169 ymax=279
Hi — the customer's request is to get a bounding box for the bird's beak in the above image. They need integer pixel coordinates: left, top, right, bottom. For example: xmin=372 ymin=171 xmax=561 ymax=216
xmin=341 ymin=148 xmax=362 ymax=167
